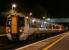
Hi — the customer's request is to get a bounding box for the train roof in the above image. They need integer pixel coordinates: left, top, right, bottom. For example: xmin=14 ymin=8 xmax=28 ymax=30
xmin=1 ymin=10 xmax=26 ymax=17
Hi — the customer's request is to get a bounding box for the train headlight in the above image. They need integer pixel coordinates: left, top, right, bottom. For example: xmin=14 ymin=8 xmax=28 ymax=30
xmin=19 ymin=29 xmax=23 ymax=32
xmin=6 ymin=27 xmax=11 ymax=33
xmin=19 ymin=28 xmax=23 ymax=33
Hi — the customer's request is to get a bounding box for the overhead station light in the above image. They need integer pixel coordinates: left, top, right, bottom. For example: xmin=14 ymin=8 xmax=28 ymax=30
xmin=47 ymin=18 xmax=50 ymax=21
xmin=32 ymin=19 xmax=36 ymax=23
xmin=26 ymin=16 xmax=29 ymax=19
xmin=12 ymin=4 xmax=16 ymax=8
xmin=44 ymin=21 xmax=47 ymax=23
xmin=42 ymin=16 xmax=45 ymax=19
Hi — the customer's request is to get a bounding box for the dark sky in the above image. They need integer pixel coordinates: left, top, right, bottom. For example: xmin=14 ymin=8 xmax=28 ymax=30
xmin=0 ymin=0 xmax=69 ymax=18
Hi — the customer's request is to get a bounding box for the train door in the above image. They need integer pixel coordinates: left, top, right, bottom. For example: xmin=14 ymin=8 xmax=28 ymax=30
xmin=19 ymin=17 xmax=30 ymax=40
xmin=11 ymin=15 xmax=17 ymax=34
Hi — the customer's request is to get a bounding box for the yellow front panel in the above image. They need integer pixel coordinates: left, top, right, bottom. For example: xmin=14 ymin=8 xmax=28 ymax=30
xmin=11 ymin=16 xmax=17 ymax=33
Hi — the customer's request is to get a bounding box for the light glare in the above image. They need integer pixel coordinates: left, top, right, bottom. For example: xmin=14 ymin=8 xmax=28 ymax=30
xmin=12 ymin=4 xmax=16 ymax=8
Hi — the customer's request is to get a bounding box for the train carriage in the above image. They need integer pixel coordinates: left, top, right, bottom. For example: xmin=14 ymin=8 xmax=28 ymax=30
xmin=6 ymin=13 xmax=65 ymax=41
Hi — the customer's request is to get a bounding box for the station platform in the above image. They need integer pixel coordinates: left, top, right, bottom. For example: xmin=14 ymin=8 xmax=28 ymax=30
xmin=15 ymin=32 xmax=69 ymax=50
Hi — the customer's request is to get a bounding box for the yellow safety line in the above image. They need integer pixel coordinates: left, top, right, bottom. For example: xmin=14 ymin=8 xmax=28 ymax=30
xmin=43 ymin=33 xmax=69 ymax=50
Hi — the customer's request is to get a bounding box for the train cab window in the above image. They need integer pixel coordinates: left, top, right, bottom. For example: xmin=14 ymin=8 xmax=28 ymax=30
xmin=6 ymin=15 xmax=13 ymax=27
xmin=6 ymin=19 xmax=11 ymax=26
xmin=18 ymin=17 xmax=24 ymax=27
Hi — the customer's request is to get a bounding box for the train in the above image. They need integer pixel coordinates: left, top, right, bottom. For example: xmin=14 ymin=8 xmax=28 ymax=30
xmin=5 ymin=12 xmax=66 ymax=41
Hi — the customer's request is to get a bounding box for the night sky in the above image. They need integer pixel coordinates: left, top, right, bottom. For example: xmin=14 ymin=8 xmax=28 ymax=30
xmin=0 ymin=0 xmax=69 ymax=26
xmin=0 ymin=0 xmax=69 ymax=18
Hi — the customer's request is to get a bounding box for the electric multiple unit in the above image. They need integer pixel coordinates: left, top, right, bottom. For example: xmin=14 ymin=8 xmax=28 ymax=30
xmin=6 ymin=14 xmax=65 ymax=41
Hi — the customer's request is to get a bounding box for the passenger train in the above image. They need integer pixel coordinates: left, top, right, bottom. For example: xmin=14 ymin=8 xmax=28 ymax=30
xmin=6 ymin=13 xmax=65 ymax=41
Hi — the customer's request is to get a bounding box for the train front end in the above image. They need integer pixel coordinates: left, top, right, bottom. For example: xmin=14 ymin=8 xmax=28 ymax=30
xmin=6 ymin=15 xmax=25 ymax=41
